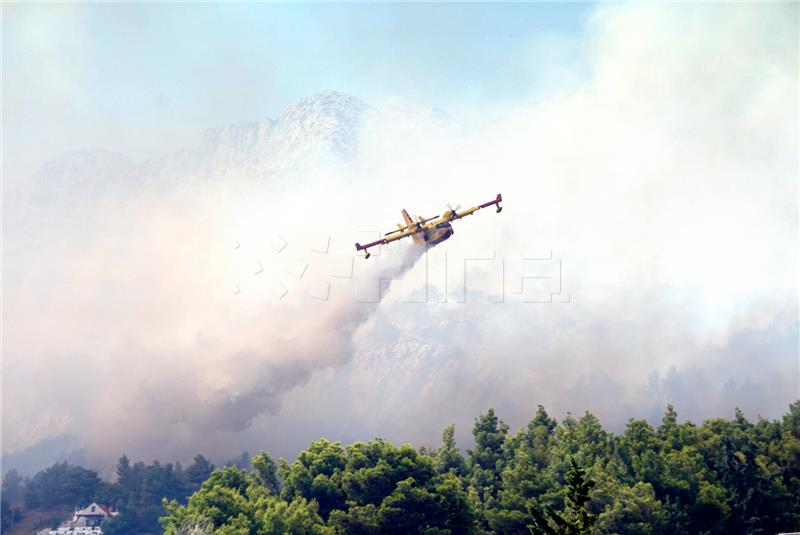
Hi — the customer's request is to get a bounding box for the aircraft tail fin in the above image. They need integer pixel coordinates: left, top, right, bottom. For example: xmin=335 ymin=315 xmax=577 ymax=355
xmin=402 ymin=209 xmax=414 ymax=227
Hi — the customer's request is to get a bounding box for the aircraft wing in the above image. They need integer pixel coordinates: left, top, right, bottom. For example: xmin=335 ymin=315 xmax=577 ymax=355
xmin=355 ymin=226 xmax=417 ymax=258
xmin=455 ymin=193 xmax=503 ymax=219
xmin=385 ymin=227 xmax=418 ymax=243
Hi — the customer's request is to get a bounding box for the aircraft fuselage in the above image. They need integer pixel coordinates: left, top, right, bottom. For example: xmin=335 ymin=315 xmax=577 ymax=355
xmin=411 ymin=221 xmax=453 ymax=245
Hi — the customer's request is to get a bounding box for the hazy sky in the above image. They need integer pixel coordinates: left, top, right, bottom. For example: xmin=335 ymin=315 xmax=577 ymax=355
xmin=2 ymin=2 xmax=798 ymax=474
xmin=4 ymin=2 xmax=589 ymax=179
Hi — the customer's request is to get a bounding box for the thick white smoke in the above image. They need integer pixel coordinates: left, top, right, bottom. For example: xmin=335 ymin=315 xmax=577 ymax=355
xmin=2 ymin=2 xmax=797 ymax=472
xmin=3 ymin=168 xmax=430 ymax=467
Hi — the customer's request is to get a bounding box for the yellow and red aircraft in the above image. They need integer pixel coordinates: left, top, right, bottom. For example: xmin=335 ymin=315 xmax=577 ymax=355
xmin=355 ymin=193 xmax=503 ymax=258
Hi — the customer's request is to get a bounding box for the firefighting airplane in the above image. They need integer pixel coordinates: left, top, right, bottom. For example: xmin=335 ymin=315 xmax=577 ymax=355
xmin=355 ymin=193 xmax=503 ymax=259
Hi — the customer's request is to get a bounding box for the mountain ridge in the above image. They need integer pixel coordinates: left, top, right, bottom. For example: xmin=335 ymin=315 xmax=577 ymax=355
xmin=36 ymin=91 xmax=371 ymax=190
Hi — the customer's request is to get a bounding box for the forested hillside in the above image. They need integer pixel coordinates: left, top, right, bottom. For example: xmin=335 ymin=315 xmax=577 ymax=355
xmin=4 ymin=403 xmax=800 ymax=534
xmin=1 ymin=455 xmax=217 ymax=534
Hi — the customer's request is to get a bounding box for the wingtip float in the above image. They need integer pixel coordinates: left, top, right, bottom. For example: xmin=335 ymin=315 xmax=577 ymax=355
xmin=355 ymin=193 xmax=503 ymax=259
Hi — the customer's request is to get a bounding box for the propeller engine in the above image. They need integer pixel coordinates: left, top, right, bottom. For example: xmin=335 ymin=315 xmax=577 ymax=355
xmin=443 ymin=202 xmax=462 ymax=220
xmin=383 ymin=214 xmax=439 ymax=236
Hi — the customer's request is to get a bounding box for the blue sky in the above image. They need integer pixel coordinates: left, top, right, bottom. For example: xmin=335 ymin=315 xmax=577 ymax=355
xmin=74 ymin=2 xmax=591 ymax=110
xmin=4 ymin=2 xmax=592 ymax=174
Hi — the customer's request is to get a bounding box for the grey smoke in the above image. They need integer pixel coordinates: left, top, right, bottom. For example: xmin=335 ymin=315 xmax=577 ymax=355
xmin=186 ymin=244 xmax=425 ymax=434
xmin=2 ymin=2 xmax=797 ymax=476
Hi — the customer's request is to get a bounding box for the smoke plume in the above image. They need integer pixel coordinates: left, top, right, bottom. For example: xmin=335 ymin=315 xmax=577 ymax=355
xmin=2 ymin=2 xmax=797 ymax=473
